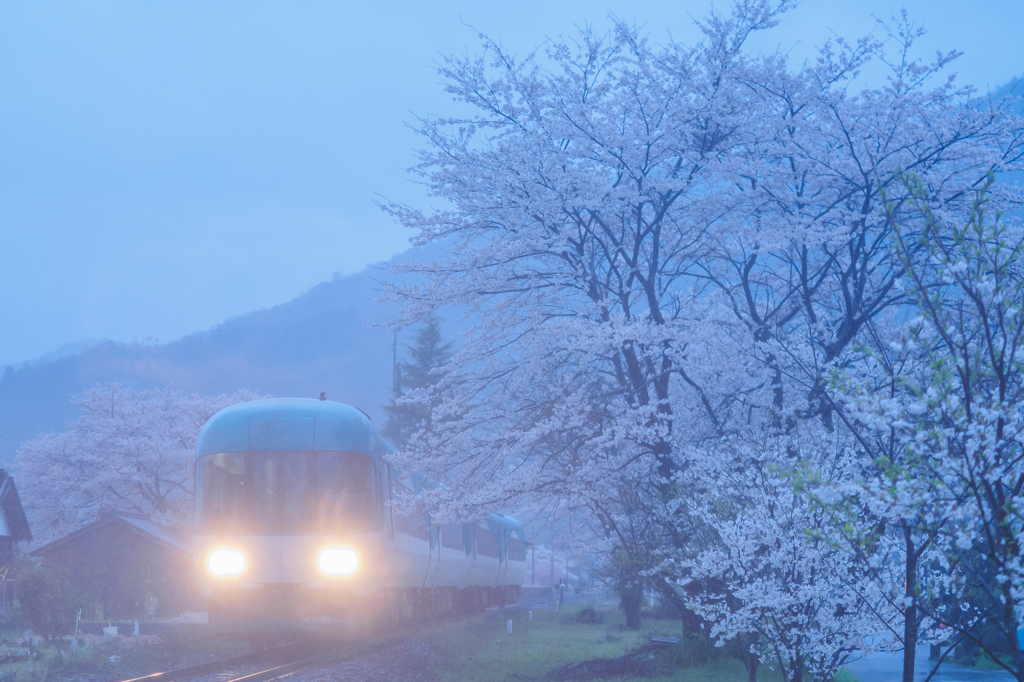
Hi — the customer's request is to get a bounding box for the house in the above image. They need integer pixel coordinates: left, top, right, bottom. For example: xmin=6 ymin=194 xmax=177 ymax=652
xmin=31 ymin=511 xmax=204 ymax=620
xmin=0 ymin=470 xmax=32 ymax=614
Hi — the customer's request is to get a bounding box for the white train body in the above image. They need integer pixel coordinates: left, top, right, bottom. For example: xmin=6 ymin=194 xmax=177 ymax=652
xmin=191 ymin=398 xmax=525 ymax=634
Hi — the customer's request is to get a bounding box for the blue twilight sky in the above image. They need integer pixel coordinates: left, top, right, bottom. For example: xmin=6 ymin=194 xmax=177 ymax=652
xmin=1 ymin=0 xmax=1022 ymax=367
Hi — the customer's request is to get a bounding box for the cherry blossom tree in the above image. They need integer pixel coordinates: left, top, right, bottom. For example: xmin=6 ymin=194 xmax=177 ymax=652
xmin=718 ymin=13 xmax=1024 ymax=436
xmin=385 ymin=3 xmax=1023 ymax=503
xmin=821 ymin=318 xmax=963 ymax=682
xmin=834 ymin=174 xmax=1024 ymax=679
xmin=15 ymin=383 xmax=262 ymax=544
xmin=682 ymin=436 xmax=902 ymax=682
xmin=381 ymin=0 xmax=1024 ymax=674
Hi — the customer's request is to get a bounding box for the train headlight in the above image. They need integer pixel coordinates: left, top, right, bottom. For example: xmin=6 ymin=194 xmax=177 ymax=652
xmin=318 ymin=547 xmax=359 ymax=576
xmin=207 ymin=548 xmax=246 ymax=577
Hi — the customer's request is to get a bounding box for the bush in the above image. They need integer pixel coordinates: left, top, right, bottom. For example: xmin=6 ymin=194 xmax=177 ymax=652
xmin=642 ymin=594 xmax=683 ymax=620
xmin=16 ymin=557 xmax=86 ymax=639
xmin=653 ymin=633 xmax=719 ymax=669
xmin=575 ymin=606 xmax=605 ymax=624
xmin=0 ymin=599 xmax=25 ymax=631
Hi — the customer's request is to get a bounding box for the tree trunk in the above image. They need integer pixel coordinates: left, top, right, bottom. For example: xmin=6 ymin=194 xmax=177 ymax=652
xmin=1003 ymin=595 xmax=1024 ymax=681
xmin=744 ymin=653 xmax=758 ymax=682
xmin=903 ymin=525 xmax=918 ymax=682
xmin=621 ymin=583 xmax=643 ymax=630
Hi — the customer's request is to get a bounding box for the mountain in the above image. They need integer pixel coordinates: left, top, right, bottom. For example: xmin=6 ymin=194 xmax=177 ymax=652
xmin=0 ymin=247 xmax=441 ymax=467
xmin=994 ymin=76 xmax=1024 ymax=115
xmin=6 ymin=75 xmax=1022 ymax=468
xmin=6 ymin=340 xmax=108 ymax=370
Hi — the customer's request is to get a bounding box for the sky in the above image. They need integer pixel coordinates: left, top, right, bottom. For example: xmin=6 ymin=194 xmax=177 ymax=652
xmin=1 ymin=1 xmax=1023 ymax=367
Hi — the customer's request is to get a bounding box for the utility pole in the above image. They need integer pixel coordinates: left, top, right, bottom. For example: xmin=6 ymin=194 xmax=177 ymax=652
xmin=392 ymin=330 xmax=399 ymax=394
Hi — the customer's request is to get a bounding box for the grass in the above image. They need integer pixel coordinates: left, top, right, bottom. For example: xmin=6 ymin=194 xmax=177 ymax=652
xmin=975 ymin=651 xmax=1014 ymax=671
xmin=0 ymin=625 xmax=247 ymax=682
xmin=417 ymin=600 xmax=800 ymax=681
xmin=0 ymin=605 xmax=863 ymax=682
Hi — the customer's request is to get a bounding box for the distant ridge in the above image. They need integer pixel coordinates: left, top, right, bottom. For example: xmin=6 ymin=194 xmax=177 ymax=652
xmin=7 ymin=339 xmax=108 ymax=370
xmin=0 ymin=244 xmax=441 ymax=467
xmin=6 ymin=73 xmax=1022 ymax=468
xmin=994 ymin=75 xmax=1024 ymax=115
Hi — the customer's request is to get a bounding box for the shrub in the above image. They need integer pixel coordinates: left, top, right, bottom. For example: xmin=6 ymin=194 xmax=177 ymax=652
xmin=15 ymin=557 xmax=86 ymax=639
xmin=575 ymin=607 xmax=605 ymax=624
xmin=653 ymin=633 xmax=719 ymax=669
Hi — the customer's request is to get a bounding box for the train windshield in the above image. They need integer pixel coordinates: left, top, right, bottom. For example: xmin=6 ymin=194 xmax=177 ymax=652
xmin=195 ymin=451 xmax=377 ymax=533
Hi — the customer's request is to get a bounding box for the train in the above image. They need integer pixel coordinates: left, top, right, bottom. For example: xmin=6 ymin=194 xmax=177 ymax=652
xmin=191 ymin=398 xmax=526 ymax=639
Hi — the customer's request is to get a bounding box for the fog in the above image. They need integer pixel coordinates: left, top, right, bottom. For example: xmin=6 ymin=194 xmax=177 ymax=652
xmin=5 ymin=3 xmax=1024 ymax=680
xmin=2 ymin=0 xmax=1022 ymax=368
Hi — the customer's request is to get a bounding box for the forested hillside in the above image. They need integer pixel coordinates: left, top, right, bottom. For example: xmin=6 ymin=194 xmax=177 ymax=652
xmin=0 ymin=247 xmax=434 ymax=466
xmin=1 ymin=74 xmax=1019 ymax=470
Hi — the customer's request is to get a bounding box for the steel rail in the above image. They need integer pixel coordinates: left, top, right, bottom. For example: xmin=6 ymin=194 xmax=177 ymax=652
xmin=224 ymin=609 xmax=496 ymax=682
xmin=118 ymin=642 xmax=305 ymax=682
xmin=120 ymin=598 xmax=550 ymax=682
xmin=224 ymin=636 xmax=391 ymax=682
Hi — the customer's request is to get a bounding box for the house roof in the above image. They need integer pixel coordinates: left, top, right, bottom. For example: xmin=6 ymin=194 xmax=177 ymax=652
xmin=31 ymin=510 xmax=187 ymax=558
xmin=0 ymin=472 xmax=32 ymax=542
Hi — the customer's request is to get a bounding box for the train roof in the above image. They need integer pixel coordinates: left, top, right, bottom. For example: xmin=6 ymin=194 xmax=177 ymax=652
xmin=486 ymin=512 xmax=525 ymax=538
xmin=196 ymin=398 xmax=394 ymax=459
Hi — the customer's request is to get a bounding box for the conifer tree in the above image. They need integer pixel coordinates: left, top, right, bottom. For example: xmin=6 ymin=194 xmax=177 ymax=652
xmin=383 ymin=315 xmax=454 ymax=449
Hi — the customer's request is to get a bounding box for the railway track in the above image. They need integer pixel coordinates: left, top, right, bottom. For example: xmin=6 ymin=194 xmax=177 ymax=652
xmin=214 ymin=634 xmax=403 ymax=682
xmin=118 ymin=639 xmax=385 ymax=682
xmin=119 ymin=641 xmax=308 ymax=682
xmin=117 ymin=607 xmax=499 ymax=682
xmin=118 ymin=593 xmax=567 ymax=682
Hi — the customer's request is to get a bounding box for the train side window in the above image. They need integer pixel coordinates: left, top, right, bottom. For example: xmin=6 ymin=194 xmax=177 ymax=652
xmin=507 ymin=536 xmax=526 ymax=561
xmin=442 ymin=522 xmax=464 ymax=551
xmin=476 ymin=526 xmax=498 ymax=558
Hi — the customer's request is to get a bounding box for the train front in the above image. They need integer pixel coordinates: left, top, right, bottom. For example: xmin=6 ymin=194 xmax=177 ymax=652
xmin=191 ymin=398 xmax=391 ymax=636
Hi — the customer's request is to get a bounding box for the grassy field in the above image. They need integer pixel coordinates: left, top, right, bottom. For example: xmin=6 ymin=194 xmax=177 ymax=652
xmin=0 ymin=625 xmax=247 ymax=682
xmin=418 ymin=600 xmax=795 ymax=682
xmin=0 ymin=604 xmax=865 ymax=682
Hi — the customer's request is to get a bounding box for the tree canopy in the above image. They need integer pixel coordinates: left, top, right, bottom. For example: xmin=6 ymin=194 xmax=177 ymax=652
xmin=15 ymin=384 xmax=261 ymax=544
xmin=382 ymin=2 xmax=1024 ymax=679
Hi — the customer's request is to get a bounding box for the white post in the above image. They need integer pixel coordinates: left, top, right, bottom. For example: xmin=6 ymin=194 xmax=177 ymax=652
xmin=71 ymin=610 xmax=81 ymax=652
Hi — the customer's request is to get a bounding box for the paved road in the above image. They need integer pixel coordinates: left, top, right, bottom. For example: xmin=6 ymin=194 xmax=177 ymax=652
xmin=847 ymin=647 xmax=1013 ymax=681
